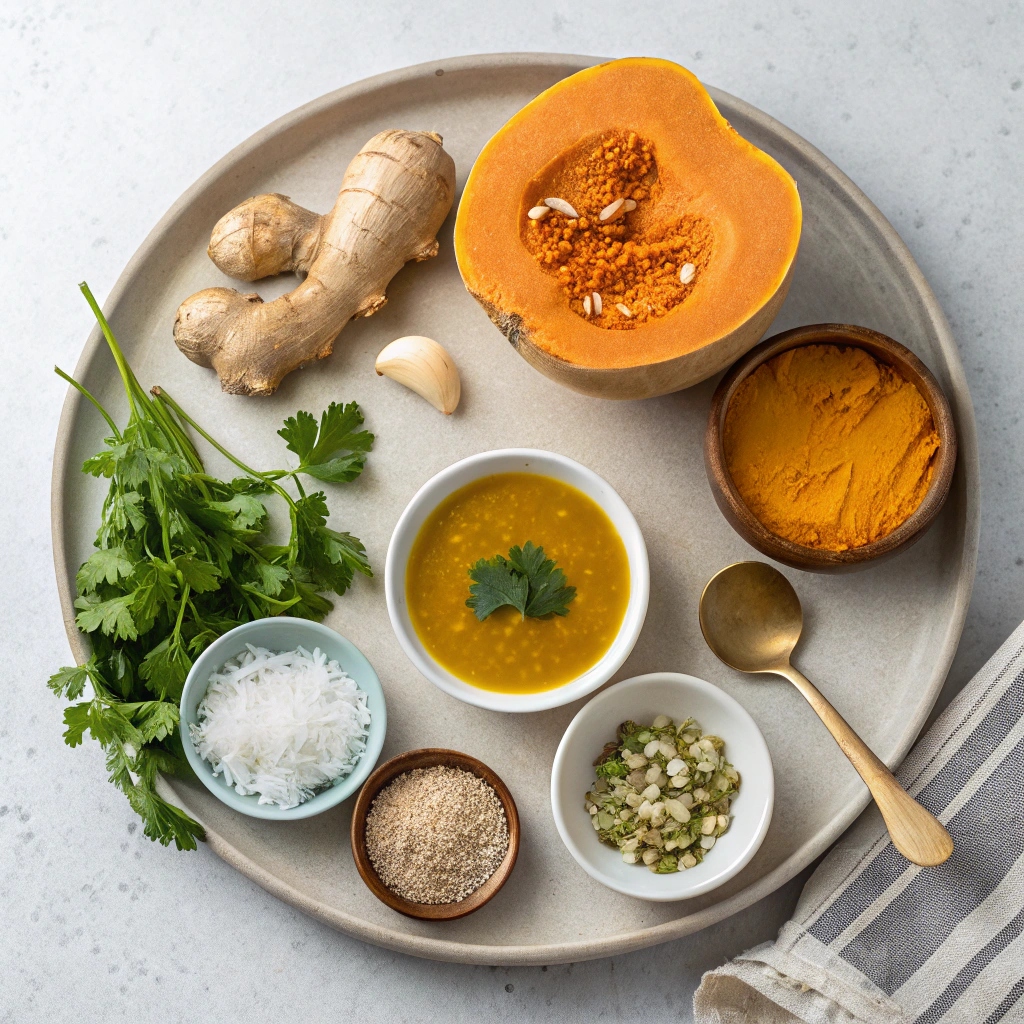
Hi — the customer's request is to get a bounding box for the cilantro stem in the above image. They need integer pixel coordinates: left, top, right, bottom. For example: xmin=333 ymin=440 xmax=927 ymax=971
xmin=173 ymin=583 xmax=191 ymax=636
xmin=77 ymin=283 xmax=205 ymax=478
xmin=146 ymin=392 xmax=204 ymax=474
xmin=240 ymin=584 xmax=303 ymax=612
xmin=150 ymin=388 xmax=258 ymax=476
xmin=54 ymin=366 xmax=122 ymax=439
xmin=79 ymin=282 xmax=146 ymax=420
xmin=151 ymin=387 xmax=296 ymax=507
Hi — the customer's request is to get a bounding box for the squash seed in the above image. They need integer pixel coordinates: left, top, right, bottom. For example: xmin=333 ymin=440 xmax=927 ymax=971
xmin=679 ymin=262 xmax=696 ymax=284
xmin=599 ymin=198 xmax=624 ymax=221
xmin=615 ymin=303 xmax=632 ymax=318
xmin=544 ymin=197 xmax=579 ymax=218
xmin=528 ymin=205 xmax=551 ymax=220
xmin=592 ymin=292 xmax=603 ymax=315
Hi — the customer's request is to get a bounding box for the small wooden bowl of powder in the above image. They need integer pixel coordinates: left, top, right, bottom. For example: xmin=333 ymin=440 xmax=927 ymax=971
xmin=350 ymin=748 xmax=520 ymax=920
xmin=704 ymin=323 xmax=957 ymax=572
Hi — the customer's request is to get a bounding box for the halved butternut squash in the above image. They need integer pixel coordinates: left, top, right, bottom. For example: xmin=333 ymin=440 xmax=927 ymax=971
xmin=454 ymin=58 xmax=802 ymax=399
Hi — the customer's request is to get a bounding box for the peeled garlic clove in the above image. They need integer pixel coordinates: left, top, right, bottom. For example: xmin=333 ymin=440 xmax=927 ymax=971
xmin=375 ymin=335 xmax=460 ymax=415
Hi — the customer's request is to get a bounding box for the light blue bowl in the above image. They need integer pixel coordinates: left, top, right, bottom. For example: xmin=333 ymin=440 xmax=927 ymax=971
xmin=179 ymin=618 xmax=387 ymax=820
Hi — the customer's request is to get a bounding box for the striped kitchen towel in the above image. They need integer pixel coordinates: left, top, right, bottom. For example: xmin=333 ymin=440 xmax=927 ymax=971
xmin=693 ymin=619 xmax=1024 ymax=1024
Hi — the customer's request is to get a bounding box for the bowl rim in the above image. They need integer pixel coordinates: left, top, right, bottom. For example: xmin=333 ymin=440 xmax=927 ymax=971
xmin=704 ymin=323 xmax=958 ymax=572
xmin=550 ymin=671 xmax=775 ymax=902
xmin=179 ymin=617 xmax=387 ymax=820
xmin=384 ymin=448 xmax=650 ymax=712
xmin=350 ymin=748 xmax=521 ymax=920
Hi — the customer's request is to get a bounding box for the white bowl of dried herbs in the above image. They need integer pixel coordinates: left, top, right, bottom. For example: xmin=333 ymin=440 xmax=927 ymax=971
xmin=551 ymin=672 xmax=774 ymax=901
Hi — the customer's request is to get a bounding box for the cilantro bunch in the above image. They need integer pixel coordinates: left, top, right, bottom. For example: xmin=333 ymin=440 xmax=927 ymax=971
xmin=48 ymin=283 xmax=373 ymax=850
xmin=466 ymin=541 xmax=576 ymax=621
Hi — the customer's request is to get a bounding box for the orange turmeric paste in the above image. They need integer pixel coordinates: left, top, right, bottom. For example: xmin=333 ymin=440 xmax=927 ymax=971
xmin=723 ymin=344 xmax=940 ymax=551
xmin=523 ymin=131 xmax=712 ymax=328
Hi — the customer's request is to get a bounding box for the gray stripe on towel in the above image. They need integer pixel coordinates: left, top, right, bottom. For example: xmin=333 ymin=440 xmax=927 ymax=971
xmin=982 ymin=975 xmax=1024 ymax=1024
xmin=915 ymin=906 xmax=1024 ymax=1023
xmin=916 ymin=673 xmax=1024 ymax=812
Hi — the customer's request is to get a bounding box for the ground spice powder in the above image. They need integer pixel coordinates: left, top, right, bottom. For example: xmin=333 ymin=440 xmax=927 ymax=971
xmin=723 ymin=344 xmax=941 ymax=551
xmin=364 ymin=766 xmax=509 ymax=904
xmin=524 ymin=131 xmax=712 ymax=328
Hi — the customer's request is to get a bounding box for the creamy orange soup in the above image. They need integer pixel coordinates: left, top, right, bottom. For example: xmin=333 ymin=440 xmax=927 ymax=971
xmin=406 ymin=472 xmax=631 ymax=693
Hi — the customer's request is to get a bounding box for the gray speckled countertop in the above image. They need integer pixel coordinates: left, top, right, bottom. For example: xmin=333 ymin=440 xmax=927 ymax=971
xmin=2 ymin=2 xmax=1021 ymax=1020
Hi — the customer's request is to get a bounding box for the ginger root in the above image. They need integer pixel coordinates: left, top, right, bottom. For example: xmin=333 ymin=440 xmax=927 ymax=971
xmin=173 ymin=130 xmax=456 ymax=395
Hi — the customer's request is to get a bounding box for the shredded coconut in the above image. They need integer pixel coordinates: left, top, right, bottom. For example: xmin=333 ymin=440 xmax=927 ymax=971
xmin=190 ymin=644 xmax=370 ymax=808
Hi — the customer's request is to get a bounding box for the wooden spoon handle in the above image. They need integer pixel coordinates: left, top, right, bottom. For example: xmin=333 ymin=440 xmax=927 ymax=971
xmin=780 ymin=665 xmax=953 ymax=867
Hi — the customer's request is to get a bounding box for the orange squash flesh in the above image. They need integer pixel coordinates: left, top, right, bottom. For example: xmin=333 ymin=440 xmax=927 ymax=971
xmin=454 ymin=58 xmax=802 ymax=399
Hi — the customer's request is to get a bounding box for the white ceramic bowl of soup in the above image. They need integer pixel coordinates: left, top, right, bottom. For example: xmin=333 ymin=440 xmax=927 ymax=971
xmin=385 ymin=449 xmax=649 ymax=713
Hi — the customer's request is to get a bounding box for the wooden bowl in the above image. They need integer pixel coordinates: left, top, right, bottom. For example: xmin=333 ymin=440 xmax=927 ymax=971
xmin=350 ymin=748 xmax=520 ymax=921
xmin=704 ymin=324 xmax=957 ymax=573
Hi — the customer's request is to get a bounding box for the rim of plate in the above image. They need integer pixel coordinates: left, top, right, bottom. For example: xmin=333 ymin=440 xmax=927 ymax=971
xmin=384 ymin=448 xmax=651 ymax=713
xmin=551 ymin=672 xmax=774 ymax=901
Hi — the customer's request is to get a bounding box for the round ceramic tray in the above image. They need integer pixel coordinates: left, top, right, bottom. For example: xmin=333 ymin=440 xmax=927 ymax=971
xmin=52 ymin=53 xmax=979 ymax=966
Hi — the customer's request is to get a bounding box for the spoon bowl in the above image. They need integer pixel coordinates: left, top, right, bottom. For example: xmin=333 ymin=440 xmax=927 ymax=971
xmin=699 ymin=561 xmax=803 ymax=672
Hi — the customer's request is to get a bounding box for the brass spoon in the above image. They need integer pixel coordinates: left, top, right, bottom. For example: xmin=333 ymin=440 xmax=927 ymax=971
xmin=699 ymin=561 xmax=952 ymax=867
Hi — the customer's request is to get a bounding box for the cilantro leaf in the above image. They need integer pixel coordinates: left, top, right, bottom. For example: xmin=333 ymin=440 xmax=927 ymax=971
xmin=174 ymin=554 xmax=221 ymax=593
xmin=506 ymin=541 xmax=576 ymax=617
xmin=131 ymin=701 xmax=180 ymax=743
xmin=254 ymin=561 xmax=289 ymax=597
xmin=278 ymin=409 xmax=319 ymax=462
xmin=284 ymin=578 xmax=335 ymax=621
xmin=207 ymin=492 xmax=267 ymax=530
xmin=47 ymin=664 xmax=92 ymax=700
xmin=467 ymin=556 xmax=529 ymax=620
xmin=118 ymin=443 xmax=187 ymax=489
xmin=139 ymin=635 xmax=192 ymax=701
xmin=83 ymin=441 xmax=127 ymax=478
xmin=108 ymin=648 xmax=136 ymax=699
xmin=301 ymin=453 xmax=370 ymax=484
xmin=525 ymin=578 xmax=575 ymax=618
xmin=526 ymin=575 xmax=575 ymax=619
xmin=62 ymin=699 xmax=140 ymax=749
xmin=294 ymin=492 xmax=371 ymax=596
xmin=230 ymin=476 xmax=273 ymax=495
xmin=306 ymin=402 xmax=374 ymax=464
xmin=280 ymin=402 xmax=374 ymax=483
xmin=130 ymin=562 xmax=178 ymax=635
xmin=74 ymin=593 xmax=138 ymax=641
xmin=125 ymin=776 xmax=204 ymax=851
xmin=506 ymin=540 xmax=548 ymax=580
xmin=62 ymin=702 xmax=93 ymax=747
xmin=76 ymin=546 xmax=135 ymax=591
xmin=466 ymin=542 xmax=575 ymax=621
xmin=99 ymin=490 xmax=147 ymax=546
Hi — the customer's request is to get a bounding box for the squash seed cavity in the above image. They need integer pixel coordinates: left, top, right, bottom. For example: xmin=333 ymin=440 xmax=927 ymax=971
xmin=522 ymin=130 xmax=712 ymax=330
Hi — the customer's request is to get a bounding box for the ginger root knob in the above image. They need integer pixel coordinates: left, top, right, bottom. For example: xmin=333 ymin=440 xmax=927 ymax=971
xmin=207 ymin=194 xmax=323 ymax=281
xmin=173 ymin=129 xmax=456 ymax=396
